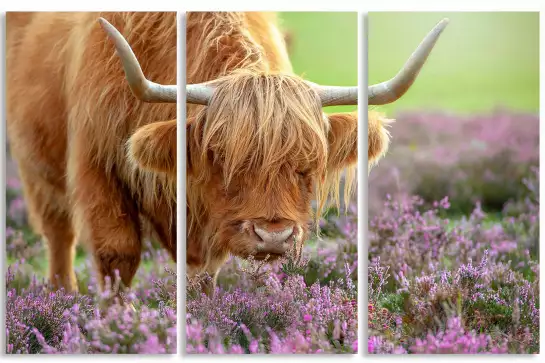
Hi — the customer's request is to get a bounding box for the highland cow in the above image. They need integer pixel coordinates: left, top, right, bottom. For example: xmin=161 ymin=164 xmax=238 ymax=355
xmin=182 ymin=13 xmax=447 ymax=292
xmin=6 ymin=11 xmax=447 ymax=295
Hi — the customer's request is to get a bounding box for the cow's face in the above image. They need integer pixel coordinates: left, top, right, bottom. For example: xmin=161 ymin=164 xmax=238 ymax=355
xmin=187 ymin=72 xmax=357 ymax=261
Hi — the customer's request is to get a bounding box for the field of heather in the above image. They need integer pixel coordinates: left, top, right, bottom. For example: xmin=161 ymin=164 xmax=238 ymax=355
xmin=6 ymin=11 xmax=539 ymax=356
xmin=6 ymin=160 xmax=358 ymax=354
xmin=6 ymin=170 xmax=177 ymax=353
xmin=367 ymin=12 xmax=539 ymax=354
xmin=367 ymin=111 xmax=539 ymax=354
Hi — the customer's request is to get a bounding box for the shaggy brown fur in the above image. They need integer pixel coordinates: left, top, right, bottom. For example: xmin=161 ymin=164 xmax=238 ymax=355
xmin=6 ymin=12 xmax=177 ymax=292
xmin=186 ymin=12 xmax=358 ymax=289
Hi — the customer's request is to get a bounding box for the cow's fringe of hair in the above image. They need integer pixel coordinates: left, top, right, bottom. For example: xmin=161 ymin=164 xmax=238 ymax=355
xmin=188 ymin=70 xmax=355 ymax=234
xmin=186 ymin=12 xmax=357 ymax=252
xmin=195 ymin=70 xmax=328 ymax=187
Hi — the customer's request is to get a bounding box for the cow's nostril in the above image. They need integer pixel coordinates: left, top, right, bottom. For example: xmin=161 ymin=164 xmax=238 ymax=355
xmin=253 ymin=224 xmax=294 ymax=244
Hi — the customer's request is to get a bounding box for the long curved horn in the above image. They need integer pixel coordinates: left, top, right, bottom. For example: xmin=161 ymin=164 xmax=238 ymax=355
xmin=188 ymin=79 xmax=356 ymax=107
xmin=368 ymin=18 xmax=449 ymax=105
xmin=186 ymin=83 xmax=215 ymax=105
xmin=309 ymin=84 xmax=358 ymax=106
xmin=98 ymin=17 xmax=177 ymax=103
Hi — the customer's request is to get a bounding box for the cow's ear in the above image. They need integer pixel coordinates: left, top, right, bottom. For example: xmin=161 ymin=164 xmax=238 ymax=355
xmin=128 ymin=120 xmax=176 ymax=174
xmin=368 ymin=110 xmax=392 ymax=167
xmin=326 ymin=112 xmax=358 ymax=171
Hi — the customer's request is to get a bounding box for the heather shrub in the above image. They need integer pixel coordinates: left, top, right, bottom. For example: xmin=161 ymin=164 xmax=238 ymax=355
xmin=368 ymin=165 xmax=539 ymax=354
xmin=503 ymin=166 xmax=539 ymax=256
xmin=186 ymin=207 xmax=358 ymax=354
xmin=34 ymin=296 xmax=177 ymax=354
xmin=6 ymin=259 xmax=177 ymax=354
xmin=368 ymin=110 xmax=539 ymax=215
xmin=409 ymin=317 xmax=509 ymax=354
xmin=6 ymin=267 xmax=93 ymax=354
xmin=414 ymin=151 xmax=533 ymax=214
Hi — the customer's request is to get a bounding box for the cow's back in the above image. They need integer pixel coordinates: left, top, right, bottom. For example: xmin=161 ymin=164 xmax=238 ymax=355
xmin=7 ymin=12 xmax=177 ymax=232
xmin=185 ymin=12 xmax=293 ymax=129
xmin=186 ymin=11 xmax=292 ymax=84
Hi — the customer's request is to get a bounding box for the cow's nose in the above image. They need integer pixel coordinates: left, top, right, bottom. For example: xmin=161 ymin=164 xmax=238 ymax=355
xmin=253 ymin=222 xmax=294 ymax=244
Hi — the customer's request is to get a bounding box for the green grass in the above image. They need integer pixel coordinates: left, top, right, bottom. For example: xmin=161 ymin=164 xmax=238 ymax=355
xmin=278 ymin=12 xmax=358 ymax=114
xmin=369 ymin=12 xmax=539 ymax=115
xmin=445 ymin=212 xmax=504 ymax=232
xmin=7 ymin=234 xmax=155 ymax=283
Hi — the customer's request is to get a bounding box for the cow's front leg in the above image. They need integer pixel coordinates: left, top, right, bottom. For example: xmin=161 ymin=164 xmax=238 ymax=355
xmin=69 ymin=156 xmax=142 ymax=298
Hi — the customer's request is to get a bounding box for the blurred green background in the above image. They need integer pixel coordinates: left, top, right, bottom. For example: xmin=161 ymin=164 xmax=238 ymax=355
xmin=368 ymin=12 xmax=539 ymax=115
xmin=278 ymin=12 xmax=358 ymax=114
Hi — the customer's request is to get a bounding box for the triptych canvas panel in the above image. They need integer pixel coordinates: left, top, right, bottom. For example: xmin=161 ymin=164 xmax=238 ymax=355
xmin=367 ymin=12 xmax=539 ymax=354
xmin=4 ymin=9 xmax=539 ymax=355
